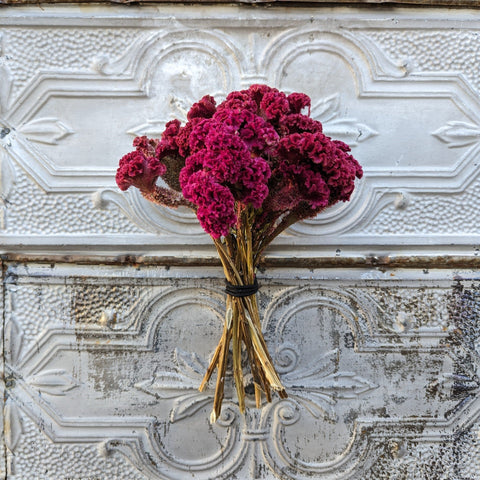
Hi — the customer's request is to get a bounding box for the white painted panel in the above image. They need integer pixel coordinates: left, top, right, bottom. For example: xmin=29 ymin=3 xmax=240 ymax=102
xmin=0 ymin=7 xmax=479 ymax=257
xmin=1 ymin=6 xmax=480 ymax=480
xmin=4 ymin=264 xmax=480 ymax=479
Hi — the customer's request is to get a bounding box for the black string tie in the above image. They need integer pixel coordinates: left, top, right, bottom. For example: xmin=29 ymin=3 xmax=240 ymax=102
xmin=225 ymin=277 xmax=259 ymax=297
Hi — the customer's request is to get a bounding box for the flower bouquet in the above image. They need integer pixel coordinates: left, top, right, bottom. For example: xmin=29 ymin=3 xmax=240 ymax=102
xmin=116 ymin=84 xmax=362 ymax=422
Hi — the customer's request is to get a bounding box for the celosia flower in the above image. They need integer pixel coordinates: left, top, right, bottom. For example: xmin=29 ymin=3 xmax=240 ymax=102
xmin=181 ymin=171 xmax=236 ymax=238
xmin=279 ymin=114 xmax=323 ymax=135
xmin=116 ymin=149 xmax=166 ymax=193
xmin=187 ymin=95 xmax=217 ymax=121
xmin=116 ymin=85 xmax=364 ymax=420
xmin=117 ymin=84 xmax=362 ymax=239
xmin=260 ymin=89 xmax=290 ymax=121
xmin=287 ymin=92 xmax=311 ymax=115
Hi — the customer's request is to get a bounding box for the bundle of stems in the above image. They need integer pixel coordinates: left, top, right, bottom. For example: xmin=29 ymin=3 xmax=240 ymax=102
xmin=116 ymin=85 xmax=363 ymax=421
xmin=198 ymin=206 xmax=288 ymax=422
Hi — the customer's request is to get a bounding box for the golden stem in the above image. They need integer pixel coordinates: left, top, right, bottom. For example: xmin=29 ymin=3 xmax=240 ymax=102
xmin=212 ymin=305 xmax=233 ymax=422
xmin=231 ymin=298 xmax=245 ymax=414
xmin=243 ymin=308 xmax=285 ymax=394
xmin=239 ymin=305 xmax=269 ymax=395
xmin=198 ymin=340 xmax=222 ymax=392
xmin=213 ymin=238 xmax=243 ymax=285
xmin=205 ymin=208 xmax=288 ymax=421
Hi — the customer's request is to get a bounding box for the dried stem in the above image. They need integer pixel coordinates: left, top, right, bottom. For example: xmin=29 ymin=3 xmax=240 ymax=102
xmin=201 ymin=207 xmax=287 ymax=421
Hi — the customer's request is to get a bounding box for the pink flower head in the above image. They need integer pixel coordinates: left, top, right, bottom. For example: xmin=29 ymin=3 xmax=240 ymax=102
xmin=323 ymin=145 xmax=363 ymax=203
xmin=187 ymin=95 xmax=217 ymax=121
xmin=117 ymin=84 xmax=362 ymax=240
xmin=287 ymin=92 xmax=311 ymax=115
xmin=156 ymin=119 xmax=181 ymax=158
xmin=248 ymin=84 xmax=274 ymax=106
xmin=260 ymin=89 xmax=290 ymax=121
xmin=162 ymin=120 xmax=181 ymax=145
xmin=176 ymin=120 xmax=197 ymax=157
xmin=237 ymin=156 xmax=271 ymax=208
xmin=279 ymin=114 xmax=323 ymax=135
xmin=212 ymin=109 xmax=278 ymax=154
xmin=219 ymin=90 xmax=257 ymax=113
xmin=181 ymin=171 xmax=236 ymax=238
xmin=116 ymin=150 xmax=166 ymax=193
xmin=133 ymin=135 xmax=158 ymax=157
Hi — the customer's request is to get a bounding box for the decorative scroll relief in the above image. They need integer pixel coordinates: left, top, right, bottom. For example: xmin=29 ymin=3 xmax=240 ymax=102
xmin=4 ymin=264 xmax=479 ymax=479
xmin=96 ymin=28 xmax=480 ymax=236
xmin=0 ymin=14 xmax=480 ymax=240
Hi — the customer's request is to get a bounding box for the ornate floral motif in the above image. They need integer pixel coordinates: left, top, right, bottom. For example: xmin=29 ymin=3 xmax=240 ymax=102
xmin=4 ymin=315 xmax=80 ymax=473
xmin=17 ymin=117 xmax=73 ymax=146
xmin=312 ymin=93 xmax=378 ymax=147
xmin=135 ymin=349 xmax=213 ymax=422
xmin=432 ymin=121 xmax=480 ymax=148
xmin=3 ymin=265 xmax=479 ymax=479
xmin=277 ymin=347 xmax=377 ymax=421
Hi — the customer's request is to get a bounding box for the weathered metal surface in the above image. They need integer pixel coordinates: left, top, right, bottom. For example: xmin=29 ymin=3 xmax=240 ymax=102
xmin=4 ymin=253 xmax=480 ymax=269
xmin=2 ymin=263 xmax=480 ymax=478
xmin=1 ymin=0 xmax=480 ymax=7
xmin=1 ymin=5 xmax=480 ymax=479
xmin=0 ymin=7 xmax=480 ymax=260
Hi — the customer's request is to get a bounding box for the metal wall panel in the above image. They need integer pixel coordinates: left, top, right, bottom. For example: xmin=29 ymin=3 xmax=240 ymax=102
xmin=1 ymin=6 xmax=480 ymax=479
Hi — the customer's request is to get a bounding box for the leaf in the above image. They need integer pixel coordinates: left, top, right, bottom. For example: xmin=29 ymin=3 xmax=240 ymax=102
xmin=127 ymin=120 xmax=167 ymax=138
xmin=27 ymin=369 xmax=79 ymax=396
xmin=170 ymin=393 xmax=213 ymax=422
xmin=4 ymin=399 xmax=23 ymax=452
xmin=318 ymin=372 xmax=377 ymax=399
xmin=135 ymin=372 xmax=199 ymax=399
xmin=311 ymin=94 xmax=341 ymax=123
xmin=324 ymin=119 xmax=378 ymax=146
xmin=282 ymin=349 xmax=338 ymax=384
xmin=0 ymin=147 xmax=16 ymax=201
xmin=432 ymin=121 xmax=480 ymax=148
xmin=293 ymin=393 xmax=337 ymax=421
xmin=18 ymin=117 xmax=73 ymax=145
xmin=4 ymin=315 xmax=24 ymax=366
xmin=174 ymin=348 xmax=208 ymax=378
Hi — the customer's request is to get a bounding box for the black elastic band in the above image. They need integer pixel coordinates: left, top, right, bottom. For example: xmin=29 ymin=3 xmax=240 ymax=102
xmin=225 ymin=277 xmax=259 ymax=297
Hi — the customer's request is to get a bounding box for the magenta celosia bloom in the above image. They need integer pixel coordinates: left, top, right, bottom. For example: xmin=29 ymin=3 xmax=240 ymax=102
xmin=116 ymin=84 xmax=363 ymax=239
xmin=115 ymin=85 xmax=364 ymax=418
xmin=287 ymin=92 xmax=311 ymax=114
xmin=116 ymin=149 xmax=166 ymax=193
xmin=187 ymin=95 xmax=217 ymax=121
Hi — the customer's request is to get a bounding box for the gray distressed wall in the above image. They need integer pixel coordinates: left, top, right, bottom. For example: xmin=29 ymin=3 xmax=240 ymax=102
xmin=1 ymin=6 xmax=480 ymax=479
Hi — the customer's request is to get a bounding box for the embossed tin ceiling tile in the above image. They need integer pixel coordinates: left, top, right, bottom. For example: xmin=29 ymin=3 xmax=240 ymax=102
xmin=3 ymin=263 xmax=480 ymax=479
xmin=0 ymin=7 xmax=480 ymax=256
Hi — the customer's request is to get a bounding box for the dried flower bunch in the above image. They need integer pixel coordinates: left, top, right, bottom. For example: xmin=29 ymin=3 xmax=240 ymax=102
xmin=117 ymin=84 xmax=363 ymax=421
